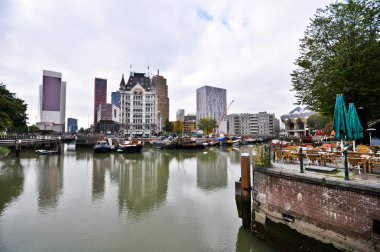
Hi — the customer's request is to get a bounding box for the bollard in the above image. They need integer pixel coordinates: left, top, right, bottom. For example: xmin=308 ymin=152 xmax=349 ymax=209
xmin=240 ymin=153 xmax=251 ymax=228
xmin=299 ymin=147 xmax=304 ymax=173
xmin=344 ymin=150 xmax=349 ymax=180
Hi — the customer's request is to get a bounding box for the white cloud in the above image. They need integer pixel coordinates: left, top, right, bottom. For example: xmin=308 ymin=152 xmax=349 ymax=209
xmin=0 ymin=0 xmax=332 ymax=128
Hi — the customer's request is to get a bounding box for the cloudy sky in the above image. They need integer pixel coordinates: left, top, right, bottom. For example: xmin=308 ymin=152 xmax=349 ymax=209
xmin=0 ymin=0 xmax=332 ymax=128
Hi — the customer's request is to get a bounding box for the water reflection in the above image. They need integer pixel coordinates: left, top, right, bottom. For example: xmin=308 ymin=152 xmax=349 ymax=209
xmin=197 ymin=149 xmax=227 ymax=191
xmin=115 ymin=149 xmax=169 ymax=220
xmin=92 ymin=154 xmax=109 ymax=200
xmin=0 ymin=159 xmax=24 ymax=215
xmin=36 ymin=155 xmax=64 ymax=214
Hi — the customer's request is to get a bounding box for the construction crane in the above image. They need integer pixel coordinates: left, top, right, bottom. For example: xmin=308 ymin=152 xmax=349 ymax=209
xmin=217 ymin=100 xmax=234 ymax=135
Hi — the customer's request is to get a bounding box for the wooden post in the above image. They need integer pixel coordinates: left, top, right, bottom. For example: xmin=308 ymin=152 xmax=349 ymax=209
xmin=15 ymin=140 xmax=21 ymax=157
xmin=299 ymin=147 xmax=304 ymax=173
xmin=344 ymin=150 xmax=349 ymax=180
xmin=241 ymin=153 xmax=251 ymax=228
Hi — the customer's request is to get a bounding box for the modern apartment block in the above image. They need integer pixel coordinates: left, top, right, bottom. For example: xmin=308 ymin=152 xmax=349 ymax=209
xmin=183 ymin=113 xmax=197 ymax=135
xmin=37 ymin=70 xmax=66 ymax=133
xmin=225 ymin=112 xmax=279 ymax=137
xmin=226 ymin=113 xmax=251 ymax=136
xmin=67 ymin=117 xmax=78 ymax=134
xmin=176 ymin=109 xmax=185 ymax=122
xmin=94 ymin=77 xmax=107 ymax=126
xmin=250 ymin=112 xmax=279 ymax=137
xmin=196 ymin=85 xmax=226 ymax=123
xmin=119 ymin=72 xmax=167 ymax=137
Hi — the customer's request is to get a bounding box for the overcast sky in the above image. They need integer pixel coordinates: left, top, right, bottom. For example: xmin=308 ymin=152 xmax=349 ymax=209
xmin=0 ymin=0 xmax=332 ymax=128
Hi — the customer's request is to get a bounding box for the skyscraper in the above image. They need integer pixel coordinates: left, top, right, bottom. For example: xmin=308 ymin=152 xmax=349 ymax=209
xmin=111 ymin=91 xmax=120 ymax=108
xmin=196 ymin=85 xmax=226 ymax=123
xmin=37 ymin=70 xmax=66 ymax=133
xmin=94 ymin=77 xmax=107 ymax=126
xmin=152 ymin=71 xmax=169 ymax=124
xmin=67 ymin=117 xmax=78 ymax=134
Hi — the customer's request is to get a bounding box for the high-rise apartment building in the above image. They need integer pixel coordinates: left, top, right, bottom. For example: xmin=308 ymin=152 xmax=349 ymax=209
xmin=176 ymin=109 xmax=185 ymax=122
xmin=94 ymin=78 xmax=107 ymax=126
xmin=37 ymin=70 xmax=66 ymax=133
xmin=196 ymin=85 xmax=226 ymax=122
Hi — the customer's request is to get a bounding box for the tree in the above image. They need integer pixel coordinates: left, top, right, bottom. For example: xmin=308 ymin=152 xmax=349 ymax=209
xmin=28 ymin=124 xmax=40 ymax=134
xmin=162 ymin=119 xmax=173 ymax=134
xmin=198 ymin=118 xmax=217 ymax=135
xmin=291 ymin=0 xmax=380 ymax=121
xmin=306 ymin=113 xmax=332 ymax=132
xmin=0 ymin=83 xmax=28 ymax=133
xmin=173 ymin=121 xmax=184 ymax=135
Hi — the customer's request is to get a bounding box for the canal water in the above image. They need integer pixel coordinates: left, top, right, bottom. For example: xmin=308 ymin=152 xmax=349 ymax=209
xmin=0 ymin=145 xmax=278 ymax=252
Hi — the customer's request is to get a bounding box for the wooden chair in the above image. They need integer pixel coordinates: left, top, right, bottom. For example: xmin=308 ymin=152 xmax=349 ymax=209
xmin=347 ymin=152 xmax=367 ymax=174
xmin=369 ymin=155 xmax=380 ymax=173
xmin=306 ymin=149 xmax=321 ymax=166
xmin=357 ymin=145 xmax=371 ymax=154
xmin=320 ymin=153 xmax=338 ymax=167
xmin=275 ymin=149 xmax=287 ymax=162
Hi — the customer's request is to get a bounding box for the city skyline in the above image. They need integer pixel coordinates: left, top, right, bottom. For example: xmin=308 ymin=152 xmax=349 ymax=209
xmin=0 ymin=0 xmax=332 ymax=128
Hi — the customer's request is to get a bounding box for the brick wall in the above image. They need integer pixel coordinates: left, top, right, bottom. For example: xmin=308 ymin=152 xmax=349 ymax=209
xmin=252 ymin=168 xmax=380 ymax=251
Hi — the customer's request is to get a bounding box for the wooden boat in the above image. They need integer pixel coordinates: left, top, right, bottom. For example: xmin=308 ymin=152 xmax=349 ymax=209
xmin=176 ymin=140 xmax=205 ymax=149
xmin=117 ymin=139 xmax=143 ymax=153
xmin=93 ymin=141 xmax=112 ymax=153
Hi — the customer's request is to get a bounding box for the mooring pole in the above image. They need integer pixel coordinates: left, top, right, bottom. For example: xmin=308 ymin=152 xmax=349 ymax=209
xmin=344 ymin=150 xmax=349 ymax=180
xmin=57 ymin=137 xmax=61 ymax=154
xmin=241 ymin=153 xmax=251 ymax=228
xmin=299 ymin=147 xmax=304 ymax=173
xmin=15 ymin=139 xmax=21 ymax=157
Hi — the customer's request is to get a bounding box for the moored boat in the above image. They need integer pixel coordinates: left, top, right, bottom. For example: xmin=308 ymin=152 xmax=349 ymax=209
xmin=117 ymin=139 xmax=143 ymax=153
xmin=93 ymin=141 xmax=112 ymax=153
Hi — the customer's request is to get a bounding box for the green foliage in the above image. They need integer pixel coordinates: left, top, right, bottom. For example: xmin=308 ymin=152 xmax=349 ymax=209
xmin=306 ymin=113 xmax=332 ymax=130
xmin=253 ymin=145 xmax=271 ymax=168
xmin=197 ymin=118 xmax=217 ymax=135
xmin=0 ymin=83 xmax=28 ymax=133
xmin=0 ymin=147 xmax=9 ymax=155
xmin=291 ymin=0 xmax=380 ymax=121
xmin=28 ymin=125 xmax=40 ymax=134
xmin=162 ymin=119 xmax=174 ymax=133
xmin=172 ymin=121 xmax=184 ymax=134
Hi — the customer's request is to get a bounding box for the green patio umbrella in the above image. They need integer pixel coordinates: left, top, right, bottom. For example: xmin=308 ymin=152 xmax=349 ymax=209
xmin=333 ymin=94 xmax=352 ymax=180
xmin=333 ymin=94 xmax=352 ymax=141
xmin=348 ymin=103 xmax=363 ymax=151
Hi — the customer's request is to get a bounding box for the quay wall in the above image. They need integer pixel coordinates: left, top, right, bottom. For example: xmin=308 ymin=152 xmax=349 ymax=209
xmin=252 ymin=167 xmax=380 ymax=251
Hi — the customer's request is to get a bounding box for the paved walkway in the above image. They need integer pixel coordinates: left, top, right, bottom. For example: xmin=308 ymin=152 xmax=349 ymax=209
xmin=271 ymin=158 xmax=380 ymax=184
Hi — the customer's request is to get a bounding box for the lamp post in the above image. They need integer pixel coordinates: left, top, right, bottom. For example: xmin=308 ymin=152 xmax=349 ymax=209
xmin=367 ymin=128 xmax=376 ymax=146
